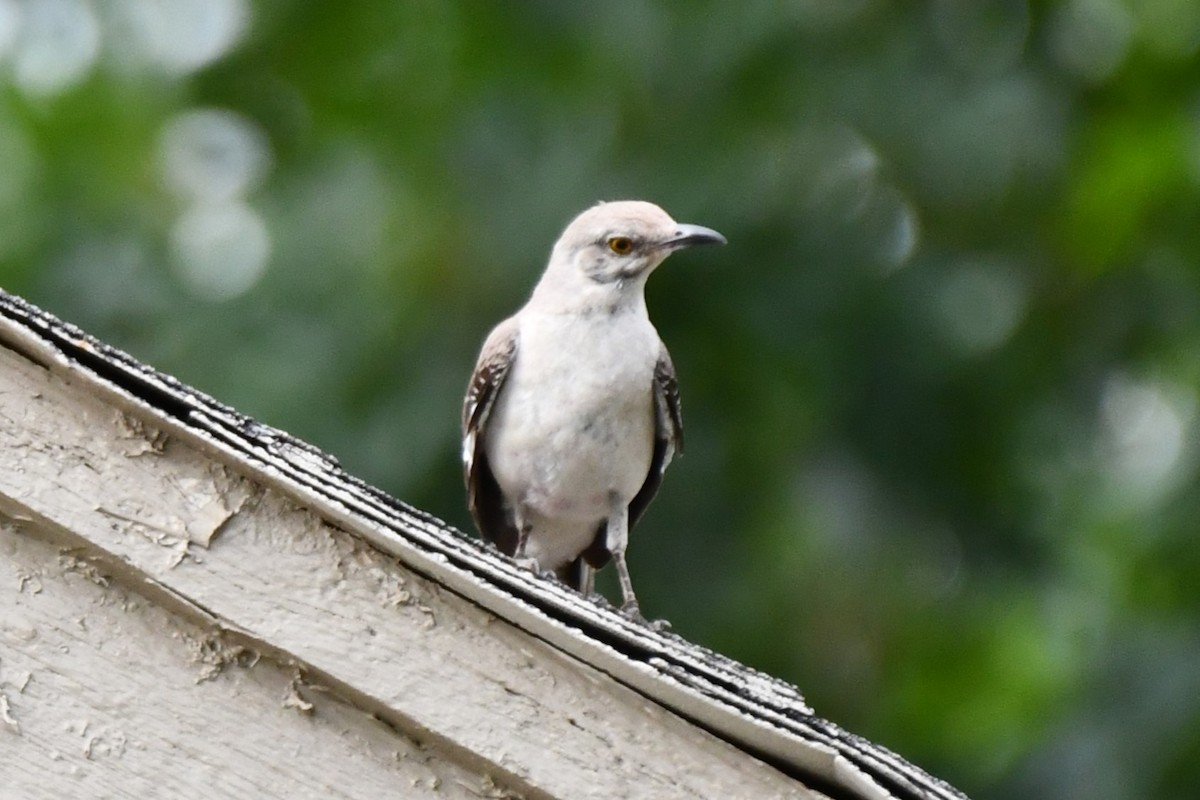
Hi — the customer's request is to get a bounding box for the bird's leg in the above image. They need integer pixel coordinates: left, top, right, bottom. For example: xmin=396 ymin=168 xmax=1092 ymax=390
xmin=605 ymin=497 xmax=641 ymax=616
xmin=512 ymin=503 xmax=539 ymax=572
xmin=607 ymin=495 xmax=670 ymax=630
xmin=579 ymin=563 xmax=595 ymax=598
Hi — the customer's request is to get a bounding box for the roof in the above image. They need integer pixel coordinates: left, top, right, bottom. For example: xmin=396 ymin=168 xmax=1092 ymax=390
xmin=0 ymin=289 xmax=969 ymax=800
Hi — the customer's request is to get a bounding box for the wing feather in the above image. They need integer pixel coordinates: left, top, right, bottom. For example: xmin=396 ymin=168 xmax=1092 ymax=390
xmin=462 ymin=318 xmax=520 ymax=555
xmin=630 ymin=343 xmax=684 ymax=528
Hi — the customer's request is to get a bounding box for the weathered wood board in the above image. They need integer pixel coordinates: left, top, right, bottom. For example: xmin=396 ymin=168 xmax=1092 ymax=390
xmin=1 ymin=522 xmax=494 ymax=799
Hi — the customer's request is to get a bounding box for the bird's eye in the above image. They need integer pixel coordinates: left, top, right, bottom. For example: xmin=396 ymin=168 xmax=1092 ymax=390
xmin=607 ymin=236 xmax=634 ymax=255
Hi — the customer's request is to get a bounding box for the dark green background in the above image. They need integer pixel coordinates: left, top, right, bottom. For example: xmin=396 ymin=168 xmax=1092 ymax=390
xmin=4 ymin=3 xmax=1199 ymax=798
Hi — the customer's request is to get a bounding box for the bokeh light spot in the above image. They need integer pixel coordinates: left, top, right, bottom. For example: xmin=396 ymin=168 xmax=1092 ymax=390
xmin=170 ymin=202 xmax=271 ymax=301
xmin=868 ymin=185 xmax=920 ymax=271
xmin=1051 ymin=0 xmax=1133 ymax=83
xmin=159 ymin=108 xmax=271 ymax=204
xmin=936 ymin=259 xmax=1027 ymax=354
xmin=803 ymin=125 xmax=881 ymax=220
xmin=0 ymin=0 xmax=21 ymax=60
xmin=11 ymin=0 xmax=100 ymax=97
xmin=115 ymin=0 xmax=249 ymax=75
xmin=1099 ymin=375 xmax=1195 ymax=507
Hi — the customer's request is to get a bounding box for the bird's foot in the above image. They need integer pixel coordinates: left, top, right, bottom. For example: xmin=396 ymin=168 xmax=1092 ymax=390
xmin=512 ymin=556 xmax=561 ymax=582
xmin=620 ymin=601 xmax=672 ymax=632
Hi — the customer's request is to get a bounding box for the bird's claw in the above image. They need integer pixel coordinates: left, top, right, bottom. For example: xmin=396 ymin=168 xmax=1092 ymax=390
xmin=514 ymin=556 xmax=540 ymax=572
xmin=620 ymin=602 xmax=671 ymax=631
xmin=513 ymin=556 xmax=554 ymax=582
xmin=513 ymin=556 xmax=564 ymax=583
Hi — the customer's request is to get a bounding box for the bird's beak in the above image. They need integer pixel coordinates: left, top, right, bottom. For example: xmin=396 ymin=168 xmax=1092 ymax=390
xmin=665 ymin=223 xmax=727 ymax=250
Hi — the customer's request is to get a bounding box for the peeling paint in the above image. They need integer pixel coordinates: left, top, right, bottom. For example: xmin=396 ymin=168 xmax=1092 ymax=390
xmin=187 ymin=632 xmax=260 ymax=683
xmin=115 ymin=411 xmax=168 ymax=457
xmin=375 ymin=570 xmax=412 ymax=608
xmin=92 ymin=466 xmax=255 ymax=560
xmin=416 ymin=604 xmax=437 ymax=629
xmin=467 ymin=775 xmax=527 ymax=800
xmin=283 ymin=674 xmax=315 ymax=715
xmin=0 ymin=689 xmax=19 ymax=732
xmin=0 ymin=667 xmax=34 ymax=695
xmin=57 ymin=553 xmax=110 ymax=587
xmin=15 ymin=569 xmax=42 ymax=594
xmin=95 ymin=506 xmax=187 ymax=546
xmin=77 ymin=724 xmax=127 ymax=760
xmin=183 ymin=491 xmax=248 ymax=549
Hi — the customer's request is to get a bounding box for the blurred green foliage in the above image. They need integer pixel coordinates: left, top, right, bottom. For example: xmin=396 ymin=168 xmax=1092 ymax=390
xmin=3 ymin=2 xmax=1200 ymax=797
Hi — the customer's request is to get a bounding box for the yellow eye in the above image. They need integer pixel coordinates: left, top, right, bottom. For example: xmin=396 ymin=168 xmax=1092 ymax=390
xmin=607 ymin=236 xmax=634 ymax=255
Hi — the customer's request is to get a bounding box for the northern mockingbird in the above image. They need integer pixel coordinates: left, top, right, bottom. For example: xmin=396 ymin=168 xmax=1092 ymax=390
xmin=462 ymin=200 xmax=725 ymax=617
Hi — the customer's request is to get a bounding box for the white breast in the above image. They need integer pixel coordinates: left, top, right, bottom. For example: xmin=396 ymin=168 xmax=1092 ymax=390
xmin=485 ymin=306 xmax=660 ymax=528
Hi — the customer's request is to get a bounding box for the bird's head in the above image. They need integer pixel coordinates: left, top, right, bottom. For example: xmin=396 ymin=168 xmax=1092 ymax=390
xmin=539 ymin=201 xmax=726 ymax=301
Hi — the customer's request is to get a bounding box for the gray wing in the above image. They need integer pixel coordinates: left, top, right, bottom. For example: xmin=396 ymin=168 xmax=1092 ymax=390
xmin=462 ymin=318 xmax=520 ymax=555
xmin=579 ymin=342 xmax=683 ymax=571
xmin=629 ymin=342 xmax=684 ymax=528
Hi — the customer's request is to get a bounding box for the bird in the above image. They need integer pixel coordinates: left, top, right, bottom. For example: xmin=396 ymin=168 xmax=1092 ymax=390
xmin=461 ymin=200 xmax=726 ymax=618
